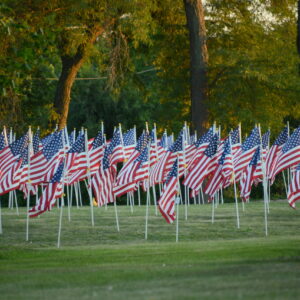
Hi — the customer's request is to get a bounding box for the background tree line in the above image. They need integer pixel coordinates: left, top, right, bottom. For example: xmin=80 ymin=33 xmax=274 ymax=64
xmin=0 ymin=0 xmax=299 ymax=139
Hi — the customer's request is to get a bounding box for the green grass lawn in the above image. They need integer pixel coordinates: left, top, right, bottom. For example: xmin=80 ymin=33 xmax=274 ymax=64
xmin=0 ymin=200 xmax=300 ymax=299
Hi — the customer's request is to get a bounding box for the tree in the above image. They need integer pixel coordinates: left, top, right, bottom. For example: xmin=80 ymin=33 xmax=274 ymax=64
xmin=0 ymin=0 xmax=158 ymax=130
xmin=183 ymin=0 xmax=209 ymax=135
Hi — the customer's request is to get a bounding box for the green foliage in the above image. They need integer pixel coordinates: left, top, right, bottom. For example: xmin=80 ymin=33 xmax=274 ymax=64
xmin=0 ymin=0 xmax=299 ymax=138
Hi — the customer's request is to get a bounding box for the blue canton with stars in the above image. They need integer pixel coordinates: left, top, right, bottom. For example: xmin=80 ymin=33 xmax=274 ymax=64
xmin=68 ymin=133 xmax=85 ymax=154
xmin=218 ymin=138 xmax=231 ymax=165
xmin=230 ymin=127 xmax=240 ymax=144
xmin=195 ymin=127 xmax=214 ymax=147
xmin=43 ymin=131 xmax=63 ymax=161
xmin=123 ymin=129 xmax=135 ymax=146
xmin=135 ymin=145 xmax=149 ymax=167
xmin=262 ymin=130 xmax=270 ymax=149
xmin=282 ymin=127 xmax=300 ymax=153
xmin=0 ymin=133 xmax=6 ymax=150
xmin=204 ymin=134 xmax=218 ymax=158
xmin=68 ymin=130 xmax=76 ymax=148
xmin=158 ymin=132 xmax=168 ymax=148
xmin=92 ymin=131 xmax=105 ymax=149
xmin=102 ymin=129 xmax=122 ymax=169
xmin=32 ymin=129 xmax=40 ymax=155
xmin=249 ymin=147 xmax=260 ymax=166
xmin=50 ymin=161 xmax=64 ymax=183
xmin=165 ymin=159 xmax=178 ymax=185
xmin=135 ymin=132 xmax=150 ymax=152
xmin=9 ymin=132 xmax=29 ymax=157
xmin=273 ymin=126 xmax=288 ymax=146
xmin=169 ymin=131 xmax=183 ymax=153
xmin=241 ymin=127 xmax=260 ymax=152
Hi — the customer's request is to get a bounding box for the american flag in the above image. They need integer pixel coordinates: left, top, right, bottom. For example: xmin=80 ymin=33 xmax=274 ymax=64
xmin=65 ymin=133 xmax=85 ymax=172
xmin=158 ymin=159 xmax=178 ymax=224
xmin=270 ymin=127 xmax=300 ymax=183
xmin=156 ymin=131 xmax=168 ymax=160
xmin=114 ymin=132 xmax=149 ymax=193
xmin=288 ymin=163 xmax=300 ymax=208
xmin=0 ymin=132 xmax=29 ymax=177
xmin=114 ymin=144 xmax=150 ymax=197
xmin=123 ymin=128 xmax=136 ymax=159
xmin=233 ymin=127 xmax=260 ymax=181
xmin=92 ymin=129 xmax=123 ymax=206
xmin=68 ymin=130 xmax=76 ymax=148
xmin=261 ymin=130 xmax=270 ymax=161
xmin=110 ymin=128 xmax=125 ymax=166
xmin=66 ymin=130 xmax=105 ymax=184
xmin=239 ymin=146 xmax=261 ymax=202
xmin=32 ymin=129 xmax=41 ymax=154
xmin=186 ymin=127 xmax=214 ymax=170
xmin=29 ymin=130 xmax=64 ymax=185
xmin=150 ymin=130 xmax=183 ymax=186
xmin=266 ymin=126 xmax=288 ymax=181
xmin=183 ymin=133 xmax=218 ymax=193
xmin=29 ymin=160 xmax=64 ymax=217
xmin=149 ymin=128 xmax=159 ymax=167
xmin=204 ymin=137 xmax=233 ymax=199
xmin=0 ymin=131 xmax=7 ymax=150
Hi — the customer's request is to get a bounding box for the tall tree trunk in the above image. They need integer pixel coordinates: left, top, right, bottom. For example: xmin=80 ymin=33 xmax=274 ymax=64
xmin=184 ymin=0 xmax=209 ymax=135
xmin=54 ymin=51 xmax=85 ymax=130
xmin=297 ymin=0 xmax=300 ymax=74
xmin=53 ymin=26 xmax=107 ymax=130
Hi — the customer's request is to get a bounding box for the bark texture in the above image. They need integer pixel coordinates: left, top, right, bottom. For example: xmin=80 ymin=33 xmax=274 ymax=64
xmin=184 ymin=0 xmax=209 ymax=135
xmin=54 ymin=27 xmax=106 ymax=130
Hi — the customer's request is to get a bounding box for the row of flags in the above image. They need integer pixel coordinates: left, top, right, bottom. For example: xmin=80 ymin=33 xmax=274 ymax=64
xmin=0 ymin=123 xmax=299 ymax=223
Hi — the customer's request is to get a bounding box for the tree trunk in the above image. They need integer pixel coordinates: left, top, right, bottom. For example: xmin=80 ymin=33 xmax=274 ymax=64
xmin=184 ymin=0 xmax=209 ymax=135
xmin=297 ymin=0 xmax=300 ymax=74
xmin=53 ymin=26 xmax=107 ymax=130
xmin=54 ymin=52 xmax=85 ymax=130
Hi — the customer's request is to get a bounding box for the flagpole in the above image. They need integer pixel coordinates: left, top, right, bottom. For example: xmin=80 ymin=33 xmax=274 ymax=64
xmin=211 ymin=196 xmax=215 ymax=224
xmin=258 ymin=124 xmax=269 ymax=236
xmin=183 ymin=122 xmax=188 ymax=220
xmin=145 ymin=185 xmax=150 ymax=240
xmin=85 ymin=129 xmax=94 ymax=227
xmin=138 ymin=184 xmax=141 ymax=206
xmin=13 ymin=190 xmax=19 ymax=215
xmin=113 ymin=197 xmax=120 ymax=232
xmin=145 ymin=126 xmax=151 ymax=239
xmin=230 ymin=135 xmax=240 ymax=229
xmin=0 ymin=198 xmax=2 ymax=234
xmin=26 ymin=126 xmax=32 ymax=241
xmin=176 ymin=156 xmax=180 ymax=242
xmin=57 ymin=196 xmax=64 ymax=248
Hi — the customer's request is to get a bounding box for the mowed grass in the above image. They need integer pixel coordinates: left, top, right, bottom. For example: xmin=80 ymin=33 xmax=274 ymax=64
xmin=0 ymin=200 xmax=300 ymax=300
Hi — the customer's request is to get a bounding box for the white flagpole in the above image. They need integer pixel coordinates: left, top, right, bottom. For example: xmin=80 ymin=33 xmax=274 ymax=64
xmin=114 ymin=198 xmax=120 ymax=232
xmin=57 ymin=196 xmax=64 ymax=248
xmin=85 ymin=129 xmax=95 ymax=227
xmin=176 ymin=195 xmax=180 ymax=243
xmin=13 ymin=190 xmax=19 ymax=215
xmin=145 ymin=123 xmax=151 ymax=239
xmin=152 ymin=185 xmax=158 ymax=215
xmin=176 ymin=157 xmax=180 ymax=242
xmin=145 ymin=186 xmax=150 ymax=240
xmin=0 ymin=198 xmax=2 ymax=234
xmin=258 ymin=124 xmax=269 ymax=236
xmin=26 ymin=126 xmax=32 ymax=241
xmin=138 ymin=184 xmax=141 ymax=206
xmin=230 ymin=135 xmax=240 ymax=229
xmin=152 ymin=123 xmax=158 ymax=214
xmin=183 ymin=123 xmax=188 ymax=220
xmin=200 ymin=185 xmax=205 ymax=204
xmin=211 ymin=197 xmax=215 ymax=224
